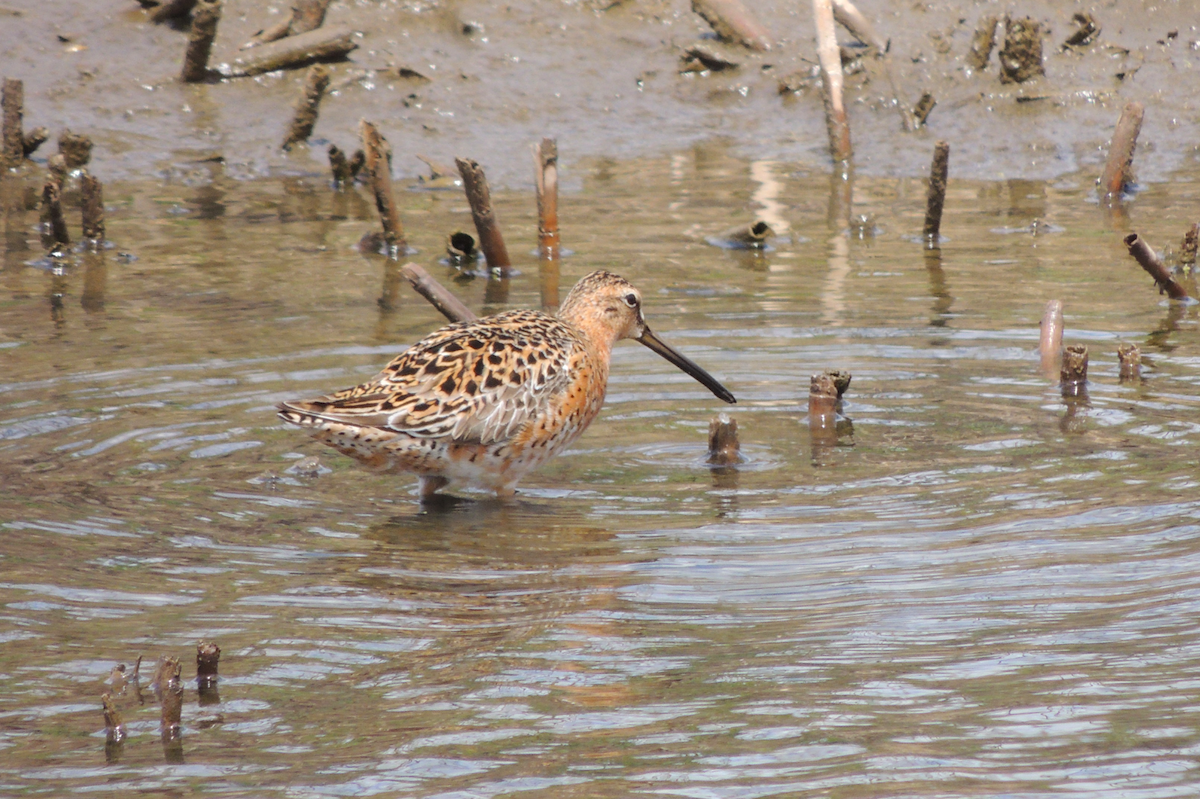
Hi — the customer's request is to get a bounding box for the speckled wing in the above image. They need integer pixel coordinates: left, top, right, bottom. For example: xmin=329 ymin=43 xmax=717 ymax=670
xmin=280 ymin=311 xmax=578 ymax=445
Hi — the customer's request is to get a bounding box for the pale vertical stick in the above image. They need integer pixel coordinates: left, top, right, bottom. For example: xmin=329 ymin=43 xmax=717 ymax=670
xmin=813 ymin=0 xmax=851 ymax=162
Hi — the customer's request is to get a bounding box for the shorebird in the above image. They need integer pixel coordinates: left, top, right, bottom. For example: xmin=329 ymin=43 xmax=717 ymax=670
xmin=278 ymin=270 xmax=736 ymax=498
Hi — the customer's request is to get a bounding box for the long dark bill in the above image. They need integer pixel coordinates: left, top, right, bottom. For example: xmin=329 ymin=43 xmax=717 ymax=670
xmin=637 ymin=325 xmax=736 ymax=404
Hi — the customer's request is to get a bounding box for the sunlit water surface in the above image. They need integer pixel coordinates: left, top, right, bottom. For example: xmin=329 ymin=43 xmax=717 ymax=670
xmin=3 ymin=147 xmax=1200 ymax=797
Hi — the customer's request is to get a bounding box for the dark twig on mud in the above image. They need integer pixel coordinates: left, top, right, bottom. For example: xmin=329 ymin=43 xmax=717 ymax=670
xmin=1100 ymin=102 xmax=1144 ymax=204
xmin=1118 ymin=343 xmax=1141 ymax=382
xmin=691 ymin=0 xmax=771 ymax=51
xmin=244 ymin=0 xmax=332 ymax=48
xmin=180 ymin=0 xmax=222 ymax=83
xmin=81 ymin=171 xmax=105 ymax=243
xmin=2 ymin=78 xmax=24 ymax=169
xmin=923 ymin=141 xmax=950 ymax=243
xmin=533 ymin=138 xmax=560 ymax=259
xmin=196 ymin=642 xmax=220 ymax=689
xmin=283 ymin=64 xmax=331 ymax=150
xmin=912 ymin=93 xmax=936 ymax=127
xmin=998 ymin=16 xmax=1045 ymax=84
xmin=400 ymin=263 xmax=478 ymax=324
xmin=41 ymin=180 xmax=69 ymax=248
xmin=1039 ymin=300 xmax=1064 ymax=376
xmin=222 ymin=26 xmax=356 ymax=78
xmin=58 ymin=130 xmax=93 ymax=170
xmin=1060 ymin=344 xmax=1089 ymax=385
xmin=966 ymin=16 xmax=998 ymax=69
xmin=813 ymin=0 xmax=851 ymax=162
xmin=149 ymin=0 xmax=198 ymax=24
xmin=328 ymin=144 xmax=363 ymax=184
xmin=23 ymin=126 xmax=48 ymax=157
xmin=456 ymin=157 xmax=512 ymax=275
xmin=1124 ymin=233 xmax=1189 ymax=300
xmin=707 ymin=413 xmax=741 ymax=466
xmin=361 ymin=120 xmax=406 ymax=251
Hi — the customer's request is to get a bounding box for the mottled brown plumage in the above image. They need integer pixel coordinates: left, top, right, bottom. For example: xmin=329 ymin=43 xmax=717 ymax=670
xmin=278 ymin=271 xmax=735 ymax=498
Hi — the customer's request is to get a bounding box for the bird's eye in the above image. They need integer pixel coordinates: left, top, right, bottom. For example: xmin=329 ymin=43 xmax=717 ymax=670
xmin=623 ymin=293 xmax=639 ymax=308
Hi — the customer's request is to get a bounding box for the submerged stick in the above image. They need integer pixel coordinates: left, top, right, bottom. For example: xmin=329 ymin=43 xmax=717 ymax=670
xmin=1039 ymin=300 xmax=1064 ymax=376
xmin=456 ymin=157 xmax=511 ymax=275
xmin=1100 ymin=102 xmax=1144 ymax=204
xmin=180 ymin=0 xmax=222 ymax=83
xmin=282 ymin=64 xmax=331 ymax=150
xmin=80 ymin=171 xmax=105 ymax=243
xmin=706 ymin=413 xmax=741 ymax=466
xmin=220 ymin=26 xmax=356 ymax=78
xmin=923 ymin=141 xmax=950 ymax=242
xmin=149 ymin=0 xmax=198 ymax=23
xmin=399 ymin=263 xmax=478 ymax=324
xmin=361 ymin=120 xmax=405 ymax=251
xmin=533 ymin=138 xmax=560 ymax=258
xmin=691 ymin=0 xmax=771 ymax=51
xmin=1117 ymin=343 xmax=1141 ymax=381
xmin=813 ymin=0 xmax=851 ymax=162
xmin=1124 ymin=233 xmax=1189 ymax=300
xmin=2 ymin=78 xmax=24 ymax=169
xmin=41 ymin=180 xmax=69 ymax=248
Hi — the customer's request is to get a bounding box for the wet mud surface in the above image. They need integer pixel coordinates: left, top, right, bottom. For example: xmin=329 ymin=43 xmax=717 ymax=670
xmin=2 ymin=0 xmax=1199 ymax=185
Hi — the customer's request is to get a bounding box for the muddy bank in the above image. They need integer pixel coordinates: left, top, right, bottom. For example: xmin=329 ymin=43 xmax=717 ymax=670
xmin=2 ymin=0 xmax=1198 ymax=188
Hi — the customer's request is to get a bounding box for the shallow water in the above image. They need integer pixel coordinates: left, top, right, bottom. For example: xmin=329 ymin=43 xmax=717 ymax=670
xmin=3 ymin=146 xmax=1200 ymax=797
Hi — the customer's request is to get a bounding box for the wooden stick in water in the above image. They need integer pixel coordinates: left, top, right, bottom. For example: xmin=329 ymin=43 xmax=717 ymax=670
xmin=456 ymin=157 xmax=511 ymax=275
xmin=42 ymin=180 xmax=69 ymax=248
xmin=1039 ymin=300 xmax=1063 ymax=377
xmin=1099 ymin=102 xmax=1144 ymax=205
xmin=923 ymin=141 xmax=950 ymax=242
xmin=81 ymin=171 xmax=105 ymax=243
xmin=1124 ymin=233 xmax=1189 ymax=300
xmin=533 ymin=138 xmax=560 ymax=259
xmin=399 ymin=263 xmax=478 ymax=324
xmin=707 ymin=413 xmax=741 ymax=465
xmin=361 ymin=120 xmax=406 ymax=251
